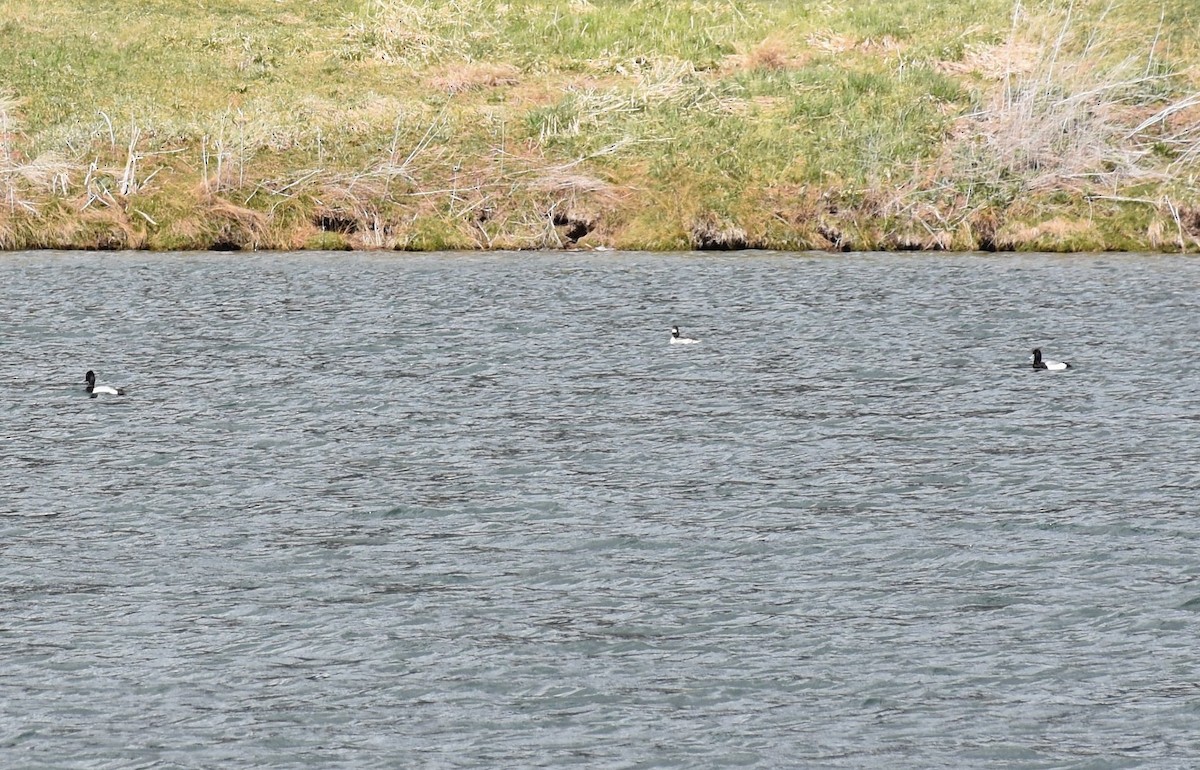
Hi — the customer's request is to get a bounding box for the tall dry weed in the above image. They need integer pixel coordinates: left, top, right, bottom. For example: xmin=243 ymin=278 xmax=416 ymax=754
xmin=947 ymin=1 xmax=1194 ymax=196
xmin=0 ymin=91 xmax=30 ymax=212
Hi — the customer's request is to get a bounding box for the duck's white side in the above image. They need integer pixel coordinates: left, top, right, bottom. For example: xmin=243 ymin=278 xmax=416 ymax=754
xmin=1030 ymin=349 xmax=1070 ymax=371
xmin=85 ymin=370 xmax=126 ymax=396
xmin=670 ymin=325 xmax=699 ymax=345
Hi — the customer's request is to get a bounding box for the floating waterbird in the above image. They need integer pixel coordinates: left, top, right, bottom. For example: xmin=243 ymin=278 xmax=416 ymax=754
xmin=670 ymin=325 xmax=699 ymax=345
xmin=1031 ymin=348 xmax=1070 ymax=371
xmin=84 ymin=370 xmax=126 ymax=396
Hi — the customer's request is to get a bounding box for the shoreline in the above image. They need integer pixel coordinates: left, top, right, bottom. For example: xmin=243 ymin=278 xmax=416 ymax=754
xmin=4 ymin=0 xmax=1199 ymax=255
xmin=1 ymin=192 xmax=1195 ymax=254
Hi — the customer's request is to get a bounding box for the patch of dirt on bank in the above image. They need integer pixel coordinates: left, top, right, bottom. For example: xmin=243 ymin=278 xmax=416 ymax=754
xmin=206 ymin=197 xmax=267 ymax=250
xmin=689 ymin=213 xmax=750 ymax=250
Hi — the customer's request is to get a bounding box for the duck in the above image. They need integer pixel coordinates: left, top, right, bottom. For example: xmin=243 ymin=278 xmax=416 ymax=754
xmin=1031 ymin=348 xmax=1070 ymax=371
xmin=670 ymin=325 xmax=699 ymax=345
xmin=84 ymin=370 xmax=126 ymax=397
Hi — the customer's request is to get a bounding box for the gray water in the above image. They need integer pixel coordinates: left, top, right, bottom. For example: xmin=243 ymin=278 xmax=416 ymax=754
xmin=2 ymin=250 xmax=1199 ymax=769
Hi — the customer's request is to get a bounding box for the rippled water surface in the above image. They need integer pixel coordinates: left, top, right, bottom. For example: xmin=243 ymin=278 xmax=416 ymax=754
xmin=3 ymin=250 xmax=1200 ymax=768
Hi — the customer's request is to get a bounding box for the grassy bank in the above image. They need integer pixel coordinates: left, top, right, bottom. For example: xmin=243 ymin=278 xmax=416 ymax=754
xmin=2 ymin=0 xmax=1199 ymax=252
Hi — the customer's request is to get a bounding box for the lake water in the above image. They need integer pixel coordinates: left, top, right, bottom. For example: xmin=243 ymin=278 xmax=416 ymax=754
xmin=2 ymin=250 xmax=1199 ymax=768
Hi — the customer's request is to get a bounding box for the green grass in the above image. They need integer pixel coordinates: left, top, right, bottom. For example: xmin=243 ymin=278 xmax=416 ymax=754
xmin=2 ymin=0 xmax=1199 ymax=251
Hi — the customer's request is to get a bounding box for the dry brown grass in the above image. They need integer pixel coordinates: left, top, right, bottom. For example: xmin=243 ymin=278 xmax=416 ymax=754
xmin=937 ymin=41 xmax=1041 ymax=80
xmin=1147 ymin=199 xmax=1200 ymax=251
xmin=0 ymin=91 xmax=35 ymax=213
xmin=806 ymin=31 xmax=905 ymax=57
xmin=79 ymin=206 xmax=144 ymax=249
xmin=203 ymin=195 xmax=269 ymax=250
xmin=724 ymin=37 xmax=808 ymax=73
xmin=1001 ymin=217 xmax=1096 ymax=250
xmin=938 ymin=6 xmax=1188 ymax=199
xmin=689 ymin=212 xmax=750 ymax=250
xmin=429 ymin=62 xmax=520 ymax=94
xmin=154 ymin=215 xmax=212 ymax=251
xmin=529 ymin=171 xmax=615 ymax=197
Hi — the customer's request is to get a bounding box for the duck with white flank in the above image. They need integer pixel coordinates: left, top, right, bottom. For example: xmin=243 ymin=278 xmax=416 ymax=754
xmin=1031 ymin=348 xmax=1071 ymax=371
xmin=84 ymin=370 xmax=126 ymax=397
xmin=670 ymin=325 xmax=699 ymax=345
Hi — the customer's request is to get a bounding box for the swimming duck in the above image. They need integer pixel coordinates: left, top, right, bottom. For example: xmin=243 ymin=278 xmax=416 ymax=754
xmin=1031 ymin=348 xmax=1070 ymax=371
xmin=84 ymin=370 xmax=126 ymax=397
xmin=670 ymin=325 xmax=699 ymax=345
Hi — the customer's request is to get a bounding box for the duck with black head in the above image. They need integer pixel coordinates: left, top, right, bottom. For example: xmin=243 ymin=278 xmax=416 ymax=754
xmin=84 ymin=370 xmax=126 ymax=397
xmin=1031 ymin=348 xmax=1070 ymax=371
xmin=670 ymin=325 xmax=699 ymax=345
